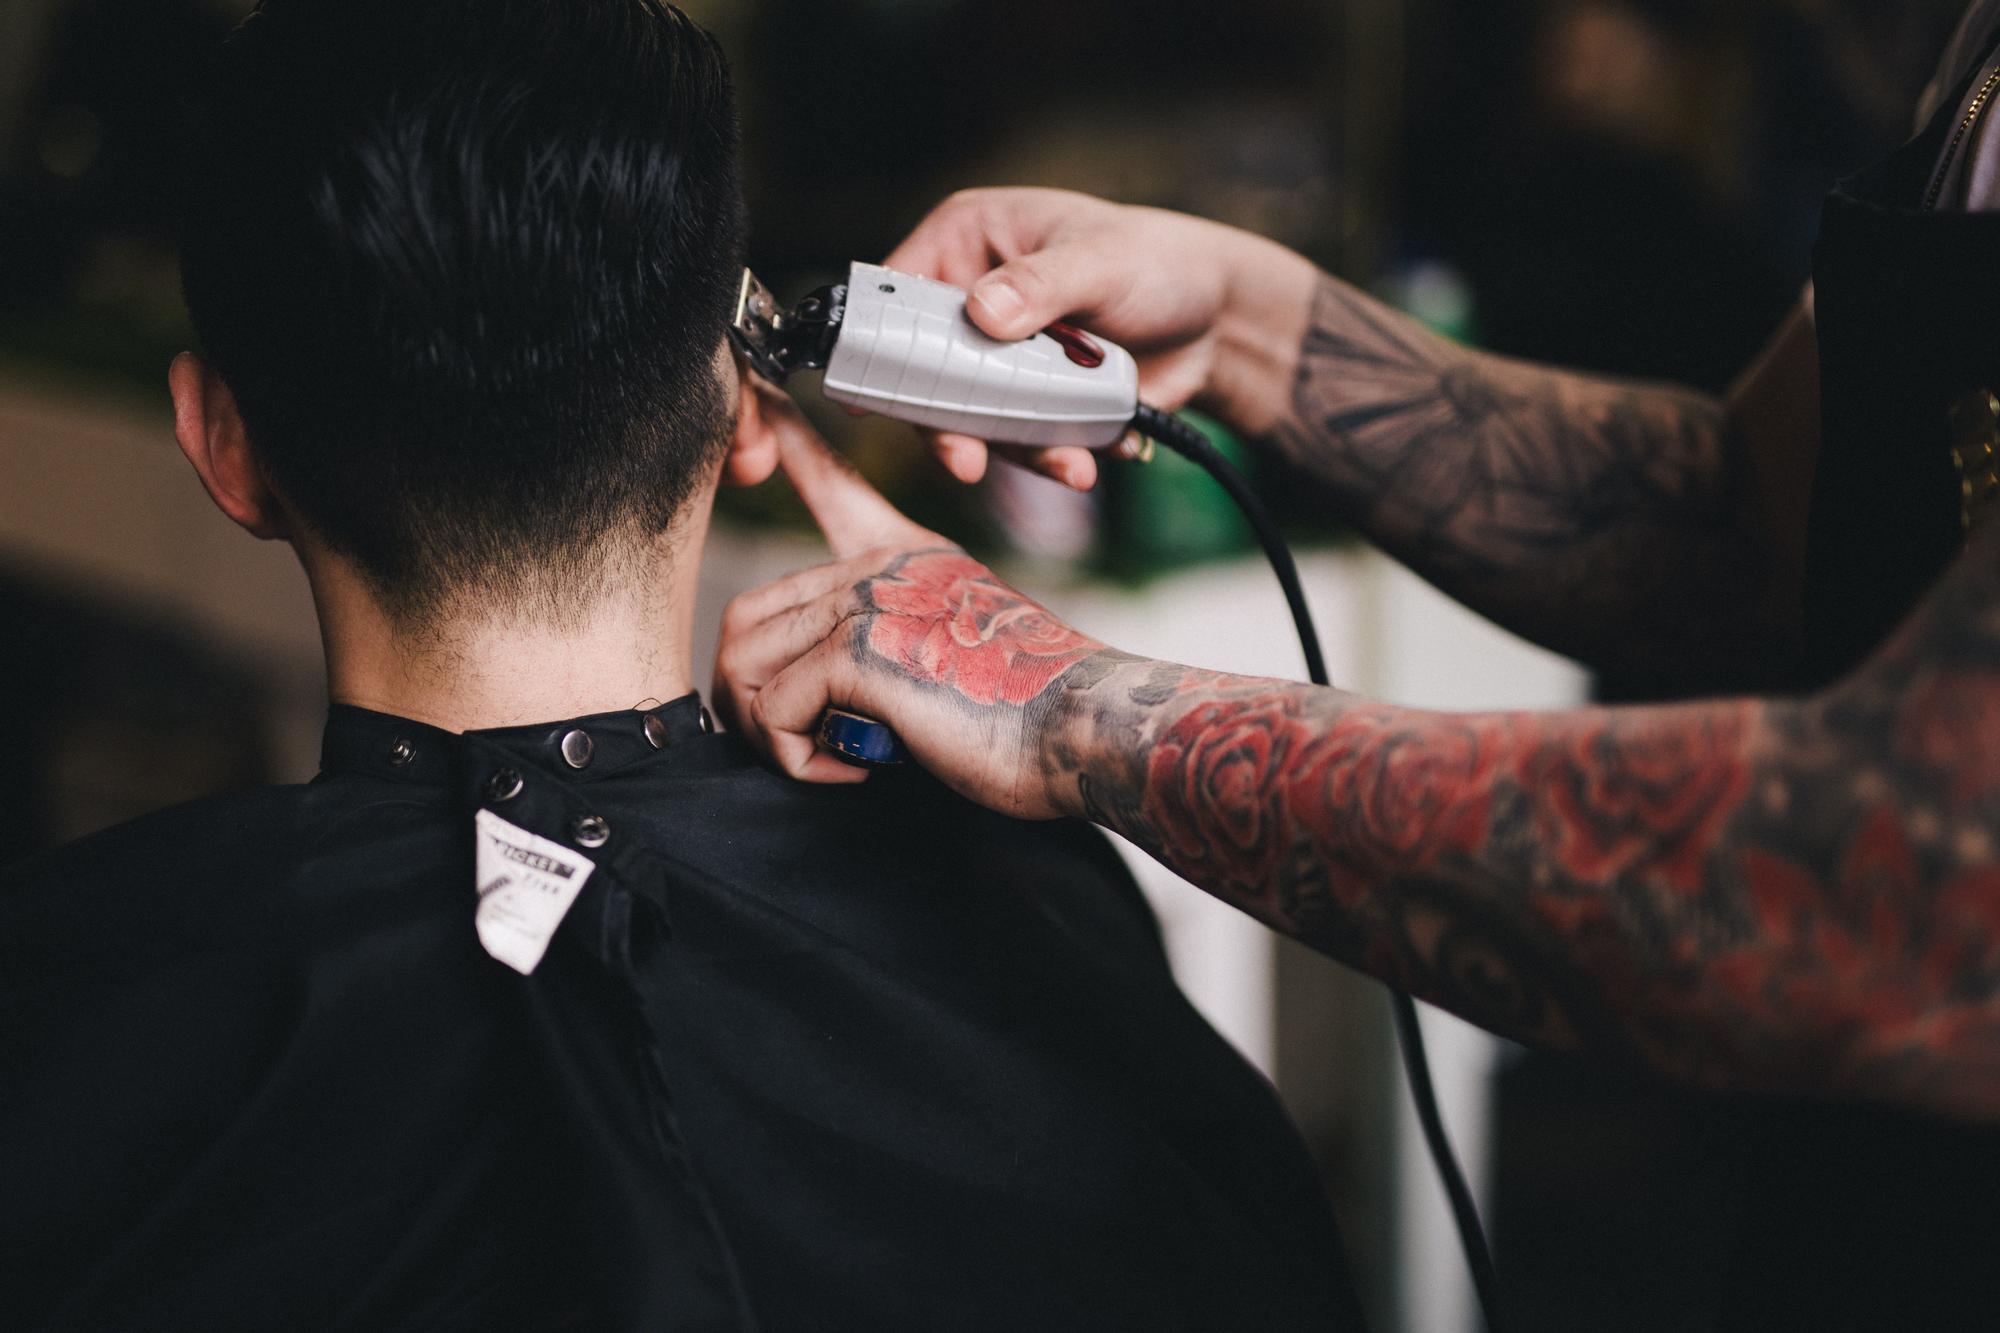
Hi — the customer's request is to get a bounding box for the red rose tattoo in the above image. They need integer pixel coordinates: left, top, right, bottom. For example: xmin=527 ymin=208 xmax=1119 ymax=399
xmin=861 ymin=550 xmax=1097 ymax=707
xmin=1895 ymin=669 xmax=2000 ymax=809
xmin=1294 ymin=708 xmax=1506 ymax=890
xmin=1138 ymin=694 xmax=1505 ymax=908
xmin=1141 ymin=695 xmax=1313 ymax=902
xmin=1523 ymin=704 xmax=1753 ymax=895
xmin=1700 ymin=810 xmax=2000 ymax=1091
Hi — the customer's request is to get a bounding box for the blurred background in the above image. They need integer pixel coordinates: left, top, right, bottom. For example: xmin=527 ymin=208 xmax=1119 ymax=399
xmin=0 ymin=1 xmax=1974 ymax=1329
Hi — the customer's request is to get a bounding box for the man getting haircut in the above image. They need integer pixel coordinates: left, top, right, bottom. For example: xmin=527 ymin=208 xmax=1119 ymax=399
xmin=0 ymin=2 xmax=1362 ymax=1329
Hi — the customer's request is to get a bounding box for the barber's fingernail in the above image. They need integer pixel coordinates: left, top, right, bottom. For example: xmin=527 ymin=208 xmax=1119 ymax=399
xmin=971 ymin=279 xmax=1024 ymax=327
xmin=940 ymin=443 xmax=982 ymax=483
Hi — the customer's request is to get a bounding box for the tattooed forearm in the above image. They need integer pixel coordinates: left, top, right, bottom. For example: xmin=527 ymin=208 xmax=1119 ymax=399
xmin=745 ymin=490 xmax=1998 ymax=1114
xmin=1043 ymin=524 xmax=2000 ymax=1120
xmin=1272 ymin=275 xmax=1790 ymax=686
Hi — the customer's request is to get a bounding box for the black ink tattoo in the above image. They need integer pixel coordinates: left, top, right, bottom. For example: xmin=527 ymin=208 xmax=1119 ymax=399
xmin=1268 ymin=275 xmax=1787 ymax=687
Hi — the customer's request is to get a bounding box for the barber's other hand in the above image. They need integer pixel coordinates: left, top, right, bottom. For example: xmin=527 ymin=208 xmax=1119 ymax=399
xmin=883 ymin=187 xmax=1316 ymax=488
xmin=714 ymin=384 xmax=1107 ymax=818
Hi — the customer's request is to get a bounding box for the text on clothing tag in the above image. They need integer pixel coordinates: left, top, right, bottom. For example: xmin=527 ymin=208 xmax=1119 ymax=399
xmin=473 ymin=808 xmax=595 ymax=975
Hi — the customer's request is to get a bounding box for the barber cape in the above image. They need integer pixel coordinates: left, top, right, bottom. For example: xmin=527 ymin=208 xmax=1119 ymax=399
xmin=1 ymin=693 xmax=1362 ymax=1331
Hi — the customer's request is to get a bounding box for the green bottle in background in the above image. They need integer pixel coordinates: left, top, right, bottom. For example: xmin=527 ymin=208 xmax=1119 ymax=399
xmin=1096 ymin=409 xmax=1255 ymax=581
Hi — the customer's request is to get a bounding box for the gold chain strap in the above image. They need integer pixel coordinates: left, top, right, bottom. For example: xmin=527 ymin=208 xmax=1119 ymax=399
xmin=1949 ymin=388 xmax=2000 ymax=534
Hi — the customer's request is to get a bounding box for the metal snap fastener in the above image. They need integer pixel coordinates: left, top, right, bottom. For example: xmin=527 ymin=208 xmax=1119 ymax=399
xmin=484 ymin=768 xmax=524 ymax=803
xmin=560 ymin=728 xmax=594 ymax=770
xmin=387 ymin=738 xmax=414 ymax=767
xmin=698 ymin=706 xmax=715 ymax=735
xmin=642 ymin=713 xmax=669 ymax=749
xmin=572 ymin=814 xmax=610 ymax=848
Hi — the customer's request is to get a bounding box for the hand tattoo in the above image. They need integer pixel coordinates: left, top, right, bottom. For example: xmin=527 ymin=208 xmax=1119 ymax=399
xmin=1045 ymin=524 xmax=2000 ymax=1120
xmin=849 ymin=548 xmax=1100 ymax=708
xmin=1270 ymin=275 xmax=1786 ymax=686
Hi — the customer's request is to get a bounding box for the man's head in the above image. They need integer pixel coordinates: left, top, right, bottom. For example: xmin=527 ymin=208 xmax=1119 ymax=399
xmin=174 ymin=0 xmax=770 ymax=623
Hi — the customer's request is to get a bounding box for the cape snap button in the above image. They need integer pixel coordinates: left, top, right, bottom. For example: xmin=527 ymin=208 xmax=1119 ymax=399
xmin=560 ymin=728 xmax=594 ymax=770
xmin=484 ymin=768 xmax=525 ymax=803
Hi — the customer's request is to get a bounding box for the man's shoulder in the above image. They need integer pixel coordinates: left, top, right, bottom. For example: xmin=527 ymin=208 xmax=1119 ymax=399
xmin=648 ymin=734 xmax=1131 ymax=867
xmin=3 ymin=775 xmax=441 ymax=957
xmin=624 ymin=737 xmax=1162 ymax=956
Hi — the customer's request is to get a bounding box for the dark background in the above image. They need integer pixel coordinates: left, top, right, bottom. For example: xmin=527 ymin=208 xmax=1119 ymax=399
xmin=0 ymin=2 xmax=1975 ymax=1328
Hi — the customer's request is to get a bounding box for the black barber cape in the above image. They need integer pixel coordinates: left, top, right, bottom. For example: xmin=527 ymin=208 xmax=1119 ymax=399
xmin=2 ymin=693 xmax=1363 ymax=1331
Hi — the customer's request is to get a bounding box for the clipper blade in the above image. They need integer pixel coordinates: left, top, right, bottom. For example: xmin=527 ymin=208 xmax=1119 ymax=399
xmin=728 ymin=268 xmax=791 ymax=385
xmin=728 ymin=267 xmax=843 ymax=386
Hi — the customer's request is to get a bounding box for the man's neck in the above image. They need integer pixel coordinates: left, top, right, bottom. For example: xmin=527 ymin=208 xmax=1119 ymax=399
xmin=303 ymin=533 xmax=705 ymax=734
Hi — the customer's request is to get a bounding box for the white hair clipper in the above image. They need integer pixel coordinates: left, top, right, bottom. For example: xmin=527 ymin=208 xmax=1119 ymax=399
xmin=728 ymin=261 xmax=1140 ymax=449
xmin=728 ymin=261 xmax=1148 ymax=771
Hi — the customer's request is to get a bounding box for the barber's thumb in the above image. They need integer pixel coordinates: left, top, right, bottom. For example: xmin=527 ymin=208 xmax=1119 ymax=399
xmin=968 ymin=260 xmax=1062 ymax=341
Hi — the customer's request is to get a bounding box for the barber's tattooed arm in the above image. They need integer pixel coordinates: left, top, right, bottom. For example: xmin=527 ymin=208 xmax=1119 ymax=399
xmin=733 ymin=514 xmax=2000 ymax=1117
xmin=729 ymin=376 xmax=1999 ymax=1118
xmin=1028 ymin=523 xmax=2000 ymax=1120
xmin=880 ymin=191 xmax=1806 ymax=674
xmin=1266 ymin=275 xmax=1791 ymax=683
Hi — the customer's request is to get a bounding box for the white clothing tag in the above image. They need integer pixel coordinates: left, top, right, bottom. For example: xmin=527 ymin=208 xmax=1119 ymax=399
xmin=473 ymin=808 xmax=595 ymax=975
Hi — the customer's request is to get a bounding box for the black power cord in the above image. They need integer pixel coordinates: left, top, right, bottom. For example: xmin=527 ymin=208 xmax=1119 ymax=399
xmin=1132 ymin=403 xmax=1503 ymax=1333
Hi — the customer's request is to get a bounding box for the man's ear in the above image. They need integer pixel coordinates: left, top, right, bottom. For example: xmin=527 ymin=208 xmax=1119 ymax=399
xmin=721 ymin=357 xmax=782 ymax=488
xmin=169 ymin=352 xmax=289 ymax=540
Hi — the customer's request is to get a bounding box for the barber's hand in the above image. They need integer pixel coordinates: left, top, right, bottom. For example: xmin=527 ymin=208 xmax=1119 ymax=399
xmin=714 ymin=385 xmax=1109 ymax=818
xmin=883 ymin=187 xmax=1316 ymax=488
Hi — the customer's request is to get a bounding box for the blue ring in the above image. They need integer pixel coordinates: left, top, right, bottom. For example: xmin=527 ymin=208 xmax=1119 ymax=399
xmin=818 ymin=709 xmax=909 ymax=767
